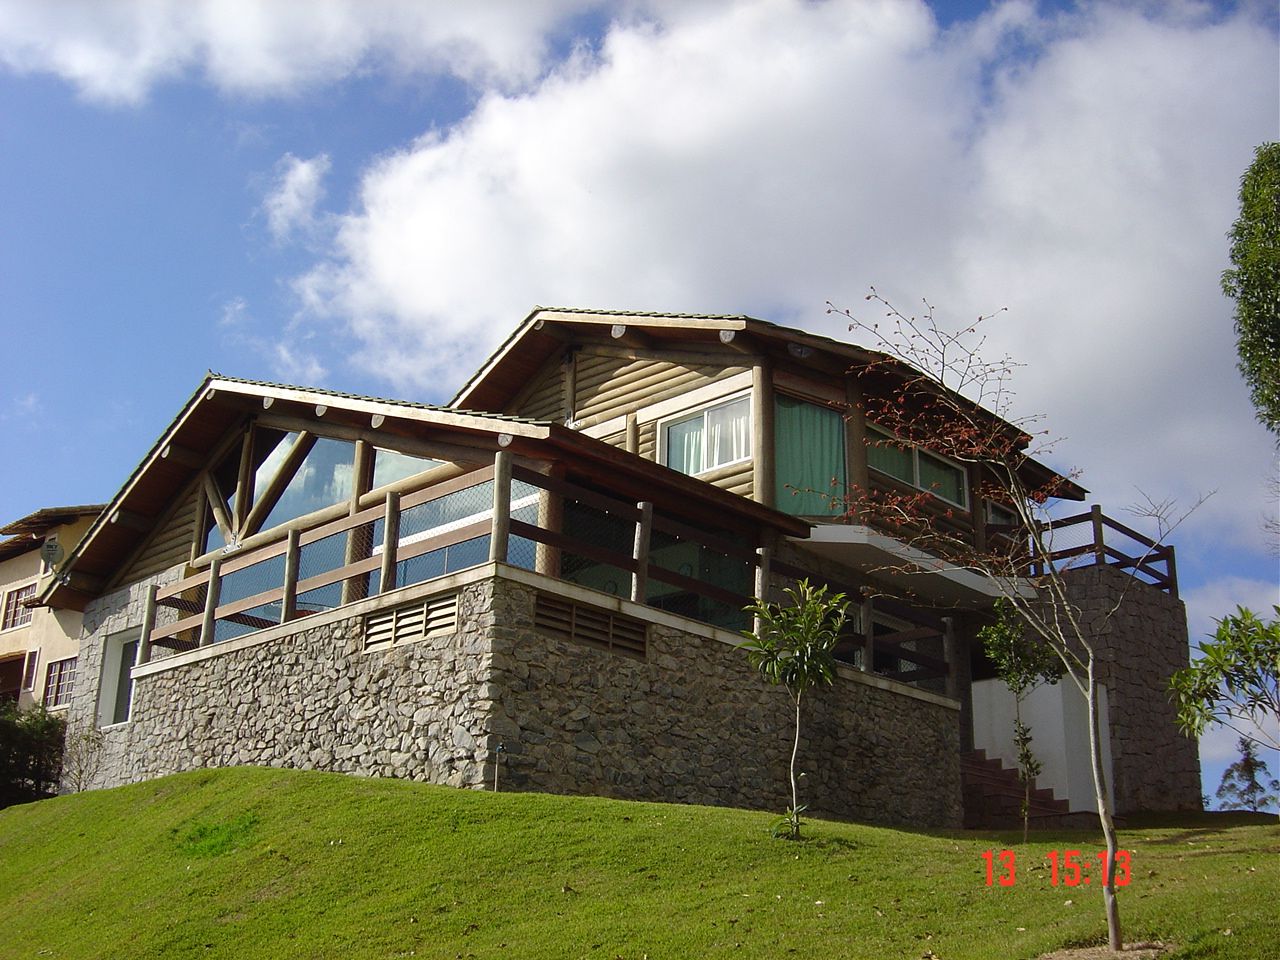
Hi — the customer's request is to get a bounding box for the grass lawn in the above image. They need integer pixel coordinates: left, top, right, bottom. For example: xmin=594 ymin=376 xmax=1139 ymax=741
xmin=0 ymin=767 xmax=1274 ymax=959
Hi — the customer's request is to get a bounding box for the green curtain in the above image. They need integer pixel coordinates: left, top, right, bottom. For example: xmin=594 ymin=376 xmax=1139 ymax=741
xmin=774 ymin=396 xmax=846 ymax=515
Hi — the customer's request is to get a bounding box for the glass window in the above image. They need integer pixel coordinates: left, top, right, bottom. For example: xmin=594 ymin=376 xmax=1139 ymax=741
xmin=372 ymin=448 xmax=442 ymax=490
xmin=259 ymin=437 xmax=356 ymax=532
xmin=98 ymin=630 xmax=140 ymax=726
xmin=866 ymin=426 xmax=968 ymax=509
xmin=664 ymin=396 xmax=750 ymax=476
xmin=2 ymin=583 xmax=35 ymax=631
xmin=43 ymin=657 xmax=77 ymax=708
xmin=774 ymin=395 xmax=846 ymax=516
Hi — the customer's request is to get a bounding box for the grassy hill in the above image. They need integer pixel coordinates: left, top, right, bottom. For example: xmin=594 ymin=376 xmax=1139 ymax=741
xmin=0 ymin=768 xmax=1274 ymax=959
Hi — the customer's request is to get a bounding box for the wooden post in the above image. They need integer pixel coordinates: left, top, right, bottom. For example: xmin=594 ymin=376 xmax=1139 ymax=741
xmin=942 ymin=616 xmax=958 ymax=700
xmin=233 ymin=428 xmax=254 ymax=534
xmin=1164 ymin=545 xmax=1179 ymax=598
xmin=752 ymin=545 xmax=772 ymax=634
xmin=563 ymin=350 xmax=577 ymax=424
xmin=752 ymin=364 xmax=775 ymax=508
xmin=200 ymin=555 xmax=222 ymax=647
xmin=138 ymin=583 xmax=157 ymax=665
xmin=631 ymin=501 xmax=653 ymax=603
xmin=845 ymin=376 xmax=870 ymax=520
xmin=379 ymin=491 xmax=401 ymax=595
xmin=280 ymin=529 xmax=300 ymax=624
xmin=490 ymin=450 xmax=512 ymax=563
xmin=536 ymin=465 xmax=564 ymax=578
xmin=625 ymin=413 xmax=639 ymax=455
xmin=1091 ymin=504 xmax=1107 ymax=566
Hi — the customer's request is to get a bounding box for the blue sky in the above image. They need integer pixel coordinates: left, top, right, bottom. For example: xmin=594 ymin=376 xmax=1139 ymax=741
xmin=1 ymin=0 xmax=1277 ymax=802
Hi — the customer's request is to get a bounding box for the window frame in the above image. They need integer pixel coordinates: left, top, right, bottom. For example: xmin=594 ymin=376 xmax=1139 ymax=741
xmin=658 ymin=391 xmax=753 ymax=477
xmin=43 ymin=656 xmax=77 ymax=709
xmin=97 ymin=628 xmax=141 ymax=727
xmin=1 ymin=583 xmax=36 ymax=632
xmin=865 ymin=425 xmax=969 ymax=509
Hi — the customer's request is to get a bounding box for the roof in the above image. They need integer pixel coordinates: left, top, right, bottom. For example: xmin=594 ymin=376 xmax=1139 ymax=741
xmin=41 ymin=372 xmax=809 ymax=611
xmin=451 ymin=306 xmax=1087 ymax=501
xmin=0 ymin=504 xmax=105 ymax=564
xmin=0 ymin=504 xmax=104 ymax=537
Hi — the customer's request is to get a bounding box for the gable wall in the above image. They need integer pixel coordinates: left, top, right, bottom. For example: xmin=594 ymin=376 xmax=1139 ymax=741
xmin=118 ymin=481 xmax=200 ymax=586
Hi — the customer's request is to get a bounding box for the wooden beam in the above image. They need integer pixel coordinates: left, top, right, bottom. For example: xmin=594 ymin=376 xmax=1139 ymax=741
xmin=577 ymin=342 xmax=764 ymax=368
xmin=109 ymin=508 xmax=152 ymax=532
xmin=564 ymin=350 xmax=577 ymax=423
xmin=378 ymin=492 xmax=400 ymax=594
xmin=625 ymin=413 xmax=639 ymax=455
xmin=845 ymin=375 xmax=869 ymax=513
xmin=489 ymin=450 xmax=512 ymax=563
xmin=199 ymin=554 xmax=222 ymax=647
xmin=351 ymin=439 xmax=373 ymax=513
xmin=202 ymin=474 xmax=234 ymax=545
xmin=752 ymin=363 xmax=774 ymax=508
xmin=631 ymin=501 xmax=652 ymax=603
xmin=241 ymin=431 xmax=316 ymax=538
xmin=138 ymin=584 xmax=157 ymax=666
xmin=257 ymin=412 xmax=494 ymax=466
xmin=161 ymin=443 xmax=204 ymax=470
xmin=280 ymin=528 xmax=300 ymax=623
xmin=233 ymin=428 xmax=255 ymax=534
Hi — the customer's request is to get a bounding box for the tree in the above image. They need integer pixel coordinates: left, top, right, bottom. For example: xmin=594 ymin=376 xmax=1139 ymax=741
xmin=828 ymin=291 xmax=1202 ymax=952
xmin=740 ymin=579 xmax=850 ymax=840
xmin=1222 ymin=142 xmax=1280 ymax=435
xmin=979 ymin=597 xmax=1064 ymax=843
xmin=1170 ymin=605 xmax=1280 ymax=753
xmin=1214 ymin=736 xmax=1280 ymax=814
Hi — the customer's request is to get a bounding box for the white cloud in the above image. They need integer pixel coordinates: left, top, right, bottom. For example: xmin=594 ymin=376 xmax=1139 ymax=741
xmin=287 ymin=0 xmax=1277 ymax=560
xmin=0 ymin=0 xmax=603 ymax=104
xmin=263 ymin=153 xmax=331 ymax=243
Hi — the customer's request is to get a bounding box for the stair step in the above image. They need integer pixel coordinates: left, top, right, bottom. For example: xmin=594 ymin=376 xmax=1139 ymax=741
xmin=960 ymin=750 xmax=1071 ymax=828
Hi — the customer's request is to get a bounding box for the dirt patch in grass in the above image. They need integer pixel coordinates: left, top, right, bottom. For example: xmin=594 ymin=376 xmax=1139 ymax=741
xmin=1036 ymin=942 xmax=1172 ymax=960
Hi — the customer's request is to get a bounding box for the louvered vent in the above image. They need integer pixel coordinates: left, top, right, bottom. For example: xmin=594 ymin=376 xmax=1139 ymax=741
xmin=365 ymin=593 xmax=458 ymax=650
xmin=534 ymin=593 xmax=647 ymax=659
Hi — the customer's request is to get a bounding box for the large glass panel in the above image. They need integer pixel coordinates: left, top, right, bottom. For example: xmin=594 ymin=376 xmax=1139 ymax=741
xmin=866 ymin=427 xmax=914 ymax=484
xmin=372 ymin=447 xmax=442 ymax=490
xmin=918 ymin=451 xmax=966 ymax=507
xmin=705 ymin=397 xmax=751 ymax=469
xmin=666 ymin=415 xmax=703 ymax=475
xmin=774 ymin=395 xmax=846 ymax=515
xmin=260 ymin=438 xmax=356 ymax=533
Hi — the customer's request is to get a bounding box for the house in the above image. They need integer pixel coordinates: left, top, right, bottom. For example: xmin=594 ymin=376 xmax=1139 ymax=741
xmin=0 ymin=505 xmax=102 ymax=711
xmin=45 ymin=308 xmax=1201 ymax=827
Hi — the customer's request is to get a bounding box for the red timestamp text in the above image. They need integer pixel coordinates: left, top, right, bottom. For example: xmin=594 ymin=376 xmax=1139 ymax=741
xmin=981 ymin=849 xmax=1132 ymax=887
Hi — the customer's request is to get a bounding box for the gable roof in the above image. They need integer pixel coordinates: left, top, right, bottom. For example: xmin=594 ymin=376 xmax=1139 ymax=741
xmin=42 ymin=372 xmax=809 ymax=611
xmin=451 ymin=306 xmax=1087 ymax=501
xmin=0 ymin=504 xmax=105 ymax=564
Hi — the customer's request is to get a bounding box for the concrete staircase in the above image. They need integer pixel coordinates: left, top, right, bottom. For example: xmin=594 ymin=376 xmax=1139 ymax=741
xmin=961 ymin=749 xmax=1074 ymax=830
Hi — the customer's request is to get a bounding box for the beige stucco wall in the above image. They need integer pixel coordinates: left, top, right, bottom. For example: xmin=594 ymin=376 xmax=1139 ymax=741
xmin=0 ymin=517 xmax=94 ymax=711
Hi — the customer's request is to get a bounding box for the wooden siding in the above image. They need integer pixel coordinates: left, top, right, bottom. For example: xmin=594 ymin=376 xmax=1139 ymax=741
xmin=573 ymin=351 xmax=747 ymax=424
xmin=120 ymin=481 xmax=201 ymax=584
xmin=512 ymin=360 xmax=564 ymax=421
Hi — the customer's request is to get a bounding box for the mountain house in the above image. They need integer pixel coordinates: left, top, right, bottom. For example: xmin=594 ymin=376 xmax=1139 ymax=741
xmin=42 ymin=308 xmax=1201 ymax=827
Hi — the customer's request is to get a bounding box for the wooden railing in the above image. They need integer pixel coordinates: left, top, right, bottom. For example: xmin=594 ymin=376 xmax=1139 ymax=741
xmin=1030 ymin=504 xmax=1178 ymax=597
xmin=137 ymin=452 xmax=769 ymax=663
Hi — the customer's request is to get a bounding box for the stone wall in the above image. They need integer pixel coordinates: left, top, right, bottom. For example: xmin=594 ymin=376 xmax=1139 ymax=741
xmin=1064 ymin=565 xmax=1201 ymax=813
xmin=487 ymin=576 xmax=962 ymax=828
xmin=68 ymin=574 xmax=497 ymax=792
xmin=67 ymin=566 xmax=963 ymax=828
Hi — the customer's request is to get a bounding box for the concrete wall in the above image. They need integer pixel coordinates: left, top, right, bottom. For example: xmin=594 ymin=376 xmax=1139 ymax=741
xmin=972 ymin=678 xmax=1114 ymax=812
xmin=66 ymin=564 xmax=963 ymax=828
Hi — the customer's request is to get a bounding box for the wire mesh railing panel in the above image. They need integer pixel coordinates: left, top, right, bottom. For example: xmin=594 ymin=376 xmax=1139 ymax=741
xmin=557 ymin=499 xmax=635 ymax=599
xmin=646 ymin=525 xmax=752 ymax=631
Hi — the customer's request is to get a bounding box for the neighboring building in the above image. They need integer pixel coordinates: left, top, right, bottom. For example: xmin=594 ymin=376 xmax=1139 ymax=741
xmin=0 ymin=505 xmax=103 ymax=711
xmin=43 ymin=308 xmax=1200 ymax=825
